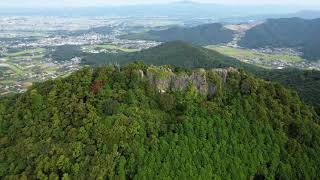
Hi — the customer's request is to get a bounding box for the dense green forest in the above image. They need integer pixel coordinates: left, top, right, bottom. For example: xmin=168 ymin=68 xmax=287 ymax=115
xmin=121 ymin=23 xmax=235 ymax=45
xmin=82 ymin=41 xmax=262 ymax=70
xmin=255 ymin=69 xmax=320 ymax=110
xmin=0 ymin=63 xmax=319 ymax=179
xmin=239 ymin=18 xmax=320 ymax=61
xmin=82 ymin=41 xmax=320 ymax=110
xmin=46 ymin=45 xmax=83 ymax=62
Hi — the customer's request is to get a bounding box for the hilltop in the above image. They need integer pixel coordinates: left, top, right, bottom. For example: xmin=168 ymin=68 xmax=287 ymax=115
xmin=1 ymin=63 xmax=319 ymax=179
xmin=121 ymin=23 xmax=235 ymax=46
xmin=82 ymin=41 xmax=320 ymax=109
xmin=83 ymin=41 xmax=256 ymax=70
xmin=239 ymin=18 xmax=320 ymax=61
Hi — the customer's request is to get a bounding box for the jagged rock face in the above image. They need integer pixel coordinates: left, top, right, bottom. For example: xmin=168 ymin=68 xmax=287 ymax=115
xmin=170 ymin=72 xmax=208 ymax=94
xmin=138 ymin=70 xmax=145 ymax=79
xmin=212 ymin=67 xmax=238 ymax=82
xmin=146 ymin=68 xmax=174 ymax=93
xmin=208 ymin=83 xmax=216 ymax=97
xmin=141 ymin=66 xmax=237 ymax=96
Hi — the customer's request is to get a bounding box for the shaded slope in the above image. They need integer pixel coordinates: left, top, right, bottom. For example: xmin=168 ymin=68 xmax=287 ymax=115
xmin=256 ymin=69 xmax=320 ymax=109
xmin=83 ymin=41 xmax=258 ymax=70
xmin=122 ymin=23 xmax=235 ymax=45
xmin=239 ymin=18 xmax=320 ymax=61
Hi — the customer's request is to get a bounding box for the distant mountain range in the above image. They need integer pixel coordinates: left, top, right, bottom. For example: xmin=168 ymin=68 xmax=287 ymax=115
xmin=220 ymin=10 xmax=320 ymax=23
xmin=0 ymin=2 xmax=317 ymax=20
xmin=239 ymin=18 xmax=320 ymax=61
xmin=287 ymin=10 xmax=320 ymax=19
xmin=122 ymin=17 xmax=320 ymax=61
xmin=121 ymin=23 xmax=235 ymax=46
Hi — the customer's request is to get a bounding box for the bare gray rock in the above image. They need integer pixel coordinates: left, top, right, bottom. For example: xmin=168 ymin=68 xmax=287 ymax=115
xmin=144 ymin=66 xmax=237 ymax=96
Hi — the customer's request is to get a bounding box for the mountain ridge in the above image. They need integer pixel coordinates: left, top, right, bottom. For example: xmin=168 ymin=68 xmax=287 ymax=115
xmin=0 ymin=63 xmax=319 ymax=179
xmin=121 ymin=23 xmax=235 ymax=46
xmin=82 ymin=41 xmax=320 ymax=110
xmin=239 ymin=17 xmax=320 ymax=61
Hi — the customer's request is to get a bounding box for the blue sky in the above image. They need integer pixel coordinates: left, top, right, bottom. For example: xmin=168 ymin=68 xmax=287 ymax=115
xmin=1 ymin=0 xmax=320 ymax=7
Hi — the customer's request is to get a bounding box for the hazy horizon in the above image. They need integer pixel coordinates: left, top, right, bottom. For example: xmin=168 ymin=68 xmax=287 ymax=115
xmin=1 ymin=0 xmax=320 ymax=8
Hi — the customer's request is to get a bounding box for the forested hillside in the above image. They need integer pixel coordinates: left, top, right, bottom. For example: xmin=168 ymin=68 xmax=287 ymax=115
xmin=82 ymin=41 xmax=258 ymax=70
xmin=239 ymin=18 xmax=320 ymax=61
xmin=82 ymin=41 xmax=320 ymax=110
xmin=45 ymin=45 xmax=83 ymax=62
xmin=255 ymin=69 xmax=320 ymax=110
xmin=121 ymin=23 xmax=235 ymax=45
xmin=1 ymin=63 xmax=319 ymax=179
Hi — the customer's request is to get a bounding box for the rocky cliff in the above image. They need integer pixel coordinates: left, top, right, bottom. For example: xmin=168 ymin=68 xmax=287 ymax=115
xmin=137 ymin=66 xmax=238 ymax=96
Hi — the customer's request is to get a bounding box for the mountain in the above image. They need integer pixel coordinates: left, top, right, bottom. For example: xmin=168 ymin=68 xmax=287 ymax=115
xmin=121 ymin=23 xmax=235 ymax=45
xmin=45 ymin=45 xmax=83 ymax=62
xmin=220 ymin=10 xmax=320 ymax=23
xmin=256 ymin=69 xmax=320 ymax=109
xmin=1 ymin=63 xmax=319 ymax=179
xmin=82 ymin=41 xmax=258 ymax=71
xmin=81 ymin=41 xmax=320 ymax=110
xmin=289 ymin=10 xmax=320 ymax=19
xmin=239 ymin=18 xmax=320 ymax=61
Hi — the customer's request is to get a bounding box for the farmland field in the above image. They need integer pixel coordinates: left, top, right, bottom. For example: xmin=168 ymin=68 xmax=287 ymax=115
xmin=206 ymin=46 xmax=303 ymax=63
xmin=83 ymin=44 xmax=139 ymax=53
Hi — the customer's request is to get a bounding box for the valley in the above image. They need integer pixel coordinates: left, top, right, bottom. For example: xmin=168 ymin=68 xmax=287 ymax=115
xmin=0 ymin=16 xmax=163 ymax=95
xmin=206 ymin=46 xmax=320 ymax=70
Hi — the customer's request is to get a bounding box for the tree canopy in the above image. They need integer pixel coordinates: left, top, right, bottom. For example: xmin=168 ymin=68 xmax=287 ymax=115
xmin=0 ymin=63 xmax=319 ymax=179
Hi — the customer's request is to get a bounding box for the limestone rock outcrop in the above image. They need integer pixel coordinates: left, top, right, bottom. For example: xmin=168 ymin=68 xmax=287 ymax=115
xmin=138 ymin=66 xmax=238 ymax=96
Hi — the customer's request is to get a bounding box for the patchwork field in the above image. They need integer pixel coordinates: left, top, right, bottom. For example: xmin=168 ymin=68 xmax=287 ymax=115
xmin=0 ymin=47 xmax=81 ymax=94
xmin=206 ymin=46 xmax=303 ymax=63
xmin=83 ymin=44 xmax=139 ymax=53
xmin=205 ymin=45 xmax=314 ymax=69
